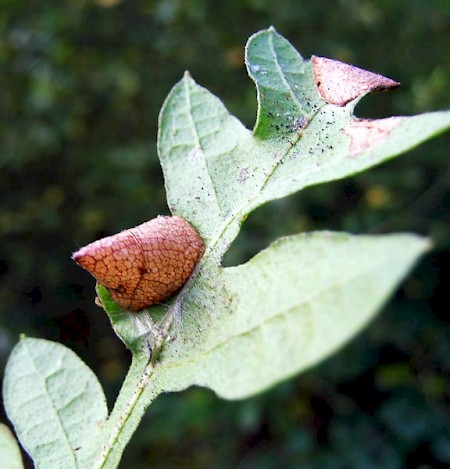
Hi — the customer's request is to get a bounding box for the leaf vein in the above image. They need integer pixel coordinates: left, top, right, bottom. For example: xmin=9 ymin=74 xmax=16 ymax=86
xmin=183 ymin=76 xmax=225 ymax=218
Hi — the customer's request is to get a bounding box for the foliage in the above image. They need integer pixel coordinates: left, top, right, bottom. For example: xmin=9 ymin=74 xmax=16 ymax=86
xmin=1 ymin=2 xmax=450 ymax=468
xmin=2 ymin=26 xmax=450 ymax=468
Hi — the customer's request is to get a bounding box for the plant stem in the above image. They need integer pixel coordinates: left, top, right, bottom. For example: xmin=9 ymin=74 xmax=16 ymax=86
xmin=93 ymin=268 xmax=200 ymax=469
xmin=93 ymin=355 xmax=157 ymax=469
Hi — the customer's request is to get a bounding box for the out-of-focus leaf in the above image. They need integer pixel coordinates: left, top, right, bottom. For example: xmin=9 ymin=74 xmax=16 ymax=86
xmin=0 ymin=423 xmax=24 ymax=469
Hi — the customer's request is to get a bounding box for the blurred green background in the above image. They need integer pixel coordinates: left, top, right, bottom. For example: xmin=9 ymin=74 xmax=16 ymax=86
xmin=1 ymin=1 xmax=449 ymax=467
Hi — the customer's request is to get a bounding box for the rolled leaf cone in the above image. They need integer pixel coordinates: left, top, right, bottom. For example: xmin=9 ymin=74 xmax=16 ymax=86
xmin=72 ymin=216 xmax=204 ymax=311
xmin=312 ymin=55 xmax=400 ymax=106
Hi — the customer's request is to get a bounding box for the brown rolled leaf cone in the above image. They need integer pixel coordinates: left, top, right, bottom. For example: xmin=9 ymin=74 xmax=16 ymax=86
xmin=312 ymin=55 xmax=400 ymax=107
xmin=72 ymin=216 xmax=205 ymax=311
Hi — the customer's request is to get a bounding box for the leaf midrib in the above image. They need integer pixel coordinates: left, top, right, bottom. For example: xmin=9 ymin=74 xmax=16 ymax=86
xmin=267 ymin=30 xmax=310 ymax=117
xmin=183 ymin=77 xmax=224 ymax=218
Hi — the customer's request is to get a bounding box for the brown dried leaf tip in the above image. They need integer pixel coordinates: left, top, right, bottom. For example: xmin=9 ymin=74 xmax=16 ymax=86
xmin=72 ymin=216 xmax=205 ymax=312
xmin=312 ymin=56 xmax=400 ymax=106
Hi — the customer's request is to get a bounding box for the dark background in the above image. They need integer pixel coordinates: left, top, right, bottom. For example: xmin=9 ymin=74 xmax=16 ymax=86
xmin=1 ymin=1 xmax=449 ymax=468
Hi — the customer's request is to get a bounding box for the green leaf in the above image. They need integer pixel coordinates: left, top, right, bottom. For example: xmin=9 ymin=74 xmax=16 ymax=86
xmin=246 ymin=27 xmax=323 ymax=139
xmin=0 ymin=423 xmax=24 ymax=469
xmin=99 ymin=25 xmax=448 ymax=397
xmin=157 ymin=71 xmax=254 ymax=251
xmin=154 ymin=232 xmax=430 ymax=399
xmin=158 ymin=29 xmax=450 ymax=259
xmin=3 ymin=338 xmax=108 ymax=469
xmin=89 ymin=28 xmax=448 ymax=467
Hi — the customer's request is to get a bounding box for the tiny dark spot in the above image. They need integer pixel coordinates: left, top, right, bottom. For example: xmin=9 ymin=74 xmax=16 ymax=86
xmin=113 ymin=285 xmax=126 ymax=294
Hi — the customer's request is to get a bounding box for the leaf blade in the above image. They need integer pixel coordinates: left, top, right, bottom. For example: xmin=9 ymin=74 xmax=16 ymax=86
xmin=246 ymin=27 xmax=323 ymax=139
xmin=3 ymin=338 xmax=108 ymax=469
xmin=158 ymin=72 xmax=253 ymax=245
xmin=254 ymin=110 xmax=450 ymax=208
xmin=159 ymin=28 xmax=450 ymax=261
xmin=154 ymin=233 xmax=429 ymax=399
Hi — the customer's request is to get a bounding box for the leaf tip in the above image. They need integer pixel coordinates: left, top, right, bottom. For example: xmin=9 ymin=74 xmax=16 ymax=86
xmin=420 ymin=237 xmax=433 ymax=254
xmin=398 ymin=234 xmax=433 ymax=258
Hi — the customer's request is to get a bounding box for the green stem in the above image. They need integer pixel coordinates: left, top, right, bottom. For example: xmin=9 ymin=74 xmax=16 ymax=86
xmin=93 ymin=355 xmax=158 ymax=469
xmin=93 ymin=268 xmax=197 ymax=469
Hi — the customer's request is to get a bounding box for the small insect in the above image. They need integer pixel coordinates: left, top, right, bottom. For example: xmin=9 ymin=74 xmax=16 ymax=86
xmin=72 ymin=216 xmax=204 ymax=312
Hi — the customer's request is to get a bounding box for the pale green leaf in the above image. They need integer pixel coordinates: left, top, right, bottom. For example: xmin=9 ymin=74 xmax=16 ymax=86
xmin=158 ymin=29 xmax=450 ymax=259
xmin=157 ymin=71 xmax=254 ymax=250
xmin=101 ymin=27 xmax=448 ymax=388
xmin=92 ymin=28 xmax=447 ymax=467
xmin=0 ymin=423 xmax=24 ymax=469
xmin=151 ymin=232 xmax=430 ymax=398
xmin=3 ymin=338 xmax=108 ymax=469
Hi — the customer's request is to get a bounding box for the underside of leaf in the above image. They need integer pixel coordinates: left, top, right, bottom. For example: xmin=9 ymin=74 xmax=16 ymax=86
xmin=343 ymin=117 xmax=404 ymax=156
xmin=7 ymin=26 xmax=446 ymax=469
xmin=3 ymin=338 xmax=108 ymax=469
xmin=152 ymin=232 xmax=430 ymax=399
xmin=91 ymin=28 xmax=450 ymax=399
xmin=157 ymin=28 xmax=450 ymax=262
